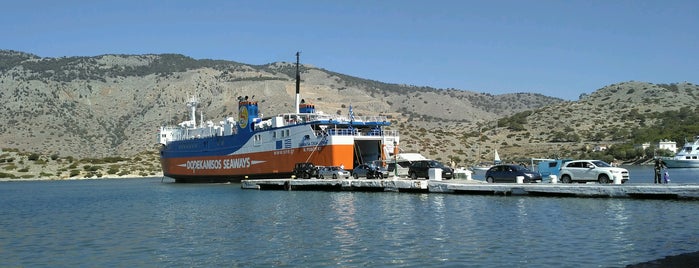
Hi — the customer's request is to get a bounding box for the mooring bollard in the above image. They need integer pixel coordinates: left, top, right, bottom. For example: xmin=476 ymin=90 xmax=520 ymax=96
xmin=516 ymin=176 xmax=524 ymax=184
xmin=613 ymin=176 xmax=621 ymax=184
xmin=428 ymin=168 xmax=442 ymax=181
xmin=550 ymin=175 xmax=558 ymax=184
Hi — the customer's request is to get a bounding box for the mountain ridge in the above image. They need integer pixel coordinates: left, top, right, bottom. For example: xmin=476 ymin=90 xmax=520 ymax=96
xmin=1 ymin=49 xmax=697 ymax=168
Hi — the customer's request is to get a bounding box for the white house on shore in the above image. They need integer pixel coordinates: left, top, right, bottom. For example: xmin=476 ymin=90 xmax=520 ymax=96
xmin=658 ymin=140 xmax=677 ymax=153
xmin=635 ymin=140 xmax=677 ymax=153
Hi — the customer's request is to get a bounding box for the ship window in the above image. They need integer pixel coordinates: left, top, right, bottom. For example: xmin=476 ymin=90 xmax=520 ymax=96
xmin=273 ymin=132 xmax=276 ymax=138
xmin=253 ymin=134 xmax=262 ymax=146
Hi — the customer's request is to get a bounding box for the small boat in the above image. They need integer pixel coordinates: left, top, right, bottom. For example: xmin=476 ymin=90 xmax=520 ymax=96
xmin=662 ymin=136 xmax=699 ymax=168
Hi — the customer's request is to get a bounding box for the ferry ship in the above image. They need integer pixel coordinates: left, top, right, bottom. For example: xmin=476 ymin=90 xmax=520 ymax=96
xmin=157 ymin=53 xmax=399 ymax=182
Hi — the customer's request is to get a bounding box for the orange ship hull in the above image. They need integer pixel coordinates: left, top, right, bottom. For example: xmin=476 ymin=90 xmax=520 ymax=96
xmin=161 ymin=144 xmax=355 ymax=182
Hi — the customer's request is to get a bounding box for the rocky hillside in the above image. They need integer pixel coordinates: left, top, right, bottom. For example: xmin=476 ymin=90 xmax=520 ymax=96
xmin=0 ymin=50 xmax=560 ymax=161
xmin=1 ymin=50 xmax=697 ymax=171
xmin=467 ymin=81 xmax=699 ymax=163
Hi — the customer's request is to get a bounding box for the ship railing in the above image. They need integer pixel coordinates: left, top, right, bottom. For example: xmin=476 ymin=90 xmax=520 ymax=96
xmin=280 ymin=113 xmax=389 ymax=125
xmin=161 ymin=125 xmax=224 ymax=142
xmin=323 ymin=128 xmax=399 ymax=137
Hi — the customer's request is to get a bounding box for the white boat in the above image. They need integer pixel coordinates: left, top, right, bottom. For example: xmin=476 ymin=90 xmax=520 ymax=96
xmin=471 ymin=149 xmax=501 ymax=172
xmin=662 ymin=136 xmax=699 ymax=168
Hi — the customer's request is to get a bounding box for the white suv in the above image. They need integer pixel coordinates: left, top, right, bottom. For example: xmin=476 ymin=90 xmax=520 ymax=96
xmin=559 ymin=160 xmax=629 ymax=184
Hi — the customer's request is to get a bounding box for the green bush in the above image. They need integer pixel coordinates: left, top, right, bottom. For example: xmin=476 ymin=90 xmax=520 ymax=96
xmin=3 ymin=164 xmax=17 ymax=170
xmin=27 ymin=153 xmax=40 ymax=161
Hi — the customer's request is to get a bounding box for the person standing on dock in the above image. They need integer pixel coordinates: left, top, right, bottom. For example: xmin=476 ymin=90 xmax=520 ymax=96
xmin=654 ymin=158 xmax=666 ymax=184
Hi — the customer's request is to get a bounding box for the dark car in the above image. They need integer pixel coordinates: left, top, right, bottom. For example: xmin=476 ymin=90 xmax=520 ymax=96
xmin=485 ymin=164 xmax=542 ymax=183
xmin=293 ymin=162 xmax=318 ymax=179
xmin=408 ymin=160 xmax=454 ymax=180
xmin=352 ymin=164 xmax=389 ymax=179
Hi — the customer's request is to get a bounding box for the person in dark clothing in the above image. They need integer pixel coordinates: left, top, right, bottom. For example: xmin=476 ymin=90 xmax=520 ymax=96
xmin=654 ymin=158 xmax=666 ymax=184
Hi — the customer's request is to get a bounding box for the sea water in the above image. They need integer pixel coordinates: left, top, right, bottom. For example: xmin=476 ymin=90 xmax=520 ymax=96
xmin=1 ymin=174 xmax=699 ymax=267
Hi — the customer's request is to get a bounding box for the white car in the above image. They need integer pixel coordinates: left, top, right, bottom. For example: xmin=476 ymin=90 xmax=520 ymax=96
xmin=317 ymin=166 xmax=351 ymax=179
xmin=559 ymin=160 xmax=629 ymax=184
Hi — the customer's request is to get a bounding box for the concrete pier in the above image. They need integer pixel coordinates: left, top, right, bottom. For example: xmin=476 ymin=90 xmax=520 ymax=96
xmin=241 ymin=178 xmax=699 ymax=200
xmin=439 ymin=182 xmax=699 ymax=199
xmin=241 ymin=178 xmax=430 ymax=192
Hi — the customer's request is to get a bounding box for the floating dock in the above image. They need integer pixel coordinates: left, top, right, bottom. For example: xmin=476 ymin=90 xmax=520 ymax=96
xmin=241 ymin=178 xmax=699 ymax=200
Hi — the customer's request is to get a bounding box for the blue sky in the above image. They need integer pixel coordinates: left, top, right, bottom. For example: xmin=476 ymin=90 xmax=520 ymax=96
xmin=3 ymin=0 xmax=697 ymax=100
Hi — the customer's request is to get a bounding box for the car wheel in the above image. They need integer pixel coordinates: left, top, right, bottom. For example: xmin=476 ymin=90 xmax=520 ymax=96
xmin=303 ymin=172 xmax=310 ymax=179
xmin=333 ymin=174 xmax=338 ymax=179
xmin=353 ymin=173 xmax=359 ymax=179
xmin=561 ymin=175 xmax=572 ymax=183
xmin=319 ymin=174 xmax=324 ymax=179
xmin=486 ymin=176 xmax=494 ymax=183
xmin=409 ymin=172 xmax=417 ymax=180
xmin=598 ymin=174 xmax=610 ymax=184
xmin=377 ymin=173 xmax=383 ymax=179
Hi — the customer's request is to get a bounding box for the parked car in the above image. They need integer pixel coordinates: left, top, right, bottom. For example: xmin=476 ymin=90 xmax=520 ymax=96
xmin=559 ymin=160 xmax=629 ymax=184
xmin=318 ymin=166 xmax=351 ymax=179
xmin=408 ymin=160 xmax=454 ymax=180
xmin=485 ymin=164 xmax=542 ymax=183
xmin=293 ymin=162 xmax=318 ymax=179
xmin=352 ymin=164 xmax=389 ymax=179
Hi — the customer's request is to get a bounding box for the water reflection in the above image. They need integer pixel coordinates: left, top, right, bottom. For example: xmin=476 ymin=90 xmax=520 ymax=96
xmin=329 ymin=192 xmax=359 ymax=261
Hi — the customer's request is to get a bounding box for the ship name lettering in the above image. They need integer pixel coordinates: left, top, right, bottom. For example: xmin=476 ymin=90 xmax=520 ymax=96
xmin=185 ymin=157 xmax=251 ymax=170
xmin=186 ymin=159 xmax=222 ymax=170
xmin=223 ymin=157 xmax=251 ymax=169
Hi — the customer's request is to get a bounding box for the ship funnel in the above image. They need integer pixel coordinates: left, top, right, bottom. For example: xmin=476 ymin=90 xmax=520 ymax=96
xmin=237 ymin=96 xmax=259 ymax=132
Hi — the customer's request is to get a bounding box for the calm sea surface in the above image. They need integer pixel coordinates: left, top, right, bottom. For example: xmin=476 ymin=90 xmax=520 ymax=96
xmin=2 ymin=166 xmax=699 ymax=267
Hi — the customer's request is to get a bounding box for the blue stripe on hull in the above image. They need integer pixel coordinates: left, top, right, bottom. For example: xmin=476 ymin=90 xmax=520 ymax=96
xmin=161 ymin=132 xmax=253 ymax=158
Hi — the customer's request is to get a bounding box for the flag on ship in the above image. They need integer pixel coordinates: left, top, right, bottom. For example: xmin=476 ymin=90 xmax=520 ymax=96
xmin=349 ymin=104 xmax=355 ymax=122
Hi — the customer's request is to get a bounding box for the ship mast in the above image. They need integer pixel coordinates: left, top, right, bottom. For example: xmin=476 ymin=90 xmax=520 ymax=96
xmin=295 ymin=51 xmax=301 ymax=114
xmin=187 ymin=97 xmax=198 ymax=127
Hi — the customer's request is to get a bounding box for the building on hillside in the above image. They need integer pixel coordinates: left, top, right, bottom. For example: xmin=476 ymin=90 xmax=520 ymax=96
xmin=593 ymin=145 xmax=608 ymax=152
xmin=658 ymin=140 xmax=677 ymax=153
xmin=634 ymin=140 xmax=677 ymax=154
xmin=635 ymin=142 xmax=651 ymax=151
